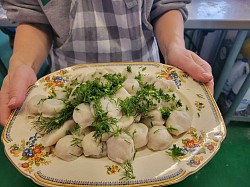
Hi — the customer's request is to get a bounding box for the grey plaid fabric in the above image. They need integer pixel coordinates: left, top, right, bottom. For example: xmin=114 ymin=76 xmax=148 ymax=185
xmin=51 ymin=0 xmax=160 ymax=71
xmin=2 ymin=0 xmax=190 ymax=71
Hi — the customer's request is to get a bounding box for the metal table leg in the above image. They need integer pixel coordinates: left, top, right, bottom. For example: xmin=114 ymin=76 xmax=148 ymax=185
xmin=224 ymin=73 xmax=250 ymax=124
xmin=214 ymin=30 xmax=248 ymax=101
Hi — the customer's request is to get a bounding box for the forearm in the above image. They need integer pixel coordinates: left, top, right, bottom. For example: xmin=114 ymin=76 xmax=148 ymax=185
xmin=154 ymin=10 xmax=185 ymax=59
xmin=9 ymin=23 xmax=53 ymax=74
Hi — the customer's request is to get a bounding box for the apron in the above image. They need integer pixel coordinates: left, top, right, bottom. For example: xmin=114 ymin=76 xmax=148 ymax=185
xmin=51 ymin=0 xmax=160 ymax=71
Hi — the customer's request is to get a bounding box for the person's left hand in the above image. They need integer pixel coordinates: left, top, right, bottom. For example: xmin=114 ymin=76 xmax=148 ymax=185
xmin=164 ymin=45 xmax=214 ymax=95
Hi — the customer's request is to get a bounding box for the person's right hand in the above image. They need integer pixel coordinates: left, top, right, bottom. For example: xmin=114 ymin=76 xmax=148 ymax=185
xmin=0 ymin=64 xmax=37 ymax=126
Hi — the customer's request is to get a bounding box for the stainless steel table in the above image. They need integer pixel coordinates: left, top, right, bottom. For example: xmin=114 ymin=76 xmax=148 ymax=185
xmin=185 ymin=0 xmax=250 ymax=124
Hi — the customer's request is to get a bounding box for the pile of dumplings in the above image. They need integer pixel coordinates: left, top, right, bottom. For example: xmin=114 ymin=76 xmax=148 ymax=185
xmin=26 ymin=66 xmax=192 ymax=164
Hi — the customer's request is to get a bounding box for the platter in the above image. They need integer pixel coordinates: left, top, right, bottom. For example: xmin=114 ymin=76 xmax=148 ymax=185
xmin=2 ymin=62 xmax=226 ymax=187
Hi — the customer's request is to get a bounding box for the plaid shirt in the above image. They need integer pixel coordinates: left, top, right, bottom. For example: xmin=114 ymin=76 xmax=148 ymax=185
xmin=1 ymin=0 xmax=190 ymax=71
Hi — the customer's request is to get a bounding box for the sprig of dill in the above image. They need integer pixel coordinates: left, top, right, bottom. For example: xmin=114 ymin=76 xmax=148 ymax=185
xmin=33 ymin=73 xmax=125 ymax=134
xmin=33 ymin=101 xmax=75 ymax=134
xmin=70 ymin=137 xmax=82 ymax=148
xmin=166 ymin=125 xmax=178 ymax=133
xmin=160 ymin=108 xmax=171 ymax=120
xmin=166 ymin=144 xmax=186 ymax=161
xmin=91 ymin=100 xmax=118 ymax=141
xmin=120 ymin=161 xmax=135 ymax=181
xmin=119 ymin=83 xmax=174 ymax=118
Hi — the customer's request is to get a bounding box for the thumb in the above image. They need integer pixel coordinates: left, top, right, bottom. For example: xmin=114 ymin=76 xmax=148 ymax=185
xmin=8 ymin=66 xmax=37 ymax=109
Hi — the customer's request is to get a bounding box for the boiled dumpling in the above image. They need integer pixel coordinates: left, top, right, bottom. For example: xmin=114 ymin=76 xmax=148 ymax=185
xmin=40 ymin=120 xmax=76 ymax=147
xmin=27 ymin=94 xmax=47 ymax=115
xmin=154 ymin=79 xmax=177 ymax=92
xmin=142 ymin=109 xmax=165 ymax=126
xmin=107 ymin=133 xmax=135 ymax=163
xmin=81 ymin=131 xmax=107 ymax=158
xmin=166 ymin=110 xmax=192 ymax=136
xmin=68 ymin=85 xmax=81 ymax=100
xmin=116 ymin=115 xmax=134 ymax=130
xmin=122 ymin=78 xmax=140 ymax=95
xmin=99 ymin=97 xmax=122 ymax=119
xmin=70 ymin=126 xmax=92 ymax=140
xmin=101 ymin=115 xmax=134 ymax=142
xmin=73 ymin=103 xmax=95 ymax=129
xmin=113 ymin=87 xmax=131 ymax=100
xmin=68 ymin=73 xmax=85 ymax=85
xmin=54 ymin=135 xmax=83 ymax=161
xmin=140 ymin=74 xmax=157 ymax=85
xmin=161 ymin=92 xmax=181 ymax=109
xmin=38 ymin=98 xmax=65 ymax=117
xmin=54 ymin=90 xmax=68 ymax=100
xmin=127 ymin=123 xmax=148 ymax=149
xmin=147 ymin=126 xmax=172 ymax=151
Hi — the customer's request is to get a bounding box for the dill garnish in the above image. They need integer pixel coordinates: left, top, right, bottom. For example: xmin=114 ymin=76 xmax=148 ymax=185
xmin=160 ymin=108 xmax=171 ymax=120
xmin=33 ymin=73 xmax=125 ymax=134
xmin=33 ymin=101 xmax=74 ymax=134
xmin=70 ymin=137 xmax=82 ymax=148
xmin=120 ymin=161 xmax=135 ymax=181
xmin=166 ymin=125 xmax=178 ymax=133
xmin=127 ymin=66 xmax=132 ymax=73
xmin=119 ymin=83 xmax=173 ymax=118
xmin=91 ymin=100 xmax=118 ymax=141
xmin=166 ymin=144 xmax=185 ymax=161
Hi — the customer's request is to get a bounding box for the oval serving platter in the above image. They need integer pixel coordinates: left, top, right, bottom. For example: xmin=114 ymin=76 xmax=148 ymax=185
xmin=2 ymin=62 xmax=226 ymax=187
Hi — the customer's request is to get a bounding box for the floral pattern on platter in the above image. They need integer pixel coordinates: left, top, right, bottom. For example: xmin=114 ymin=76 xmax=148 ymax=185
xmin=2 ymin=63 xmax=226 ymax=187
xmin=105 ymin=165 xmax=121 ymax=175
xmin=157 ymin=66 xmax=189 ymax=89
xmin=195 ymin=93 xmax=206 ymax=118
xmin=9 ymin=133 xmax=52 ymax=173
xmin=40 ymin=69 xmax=70 ymax=94
xmin=167 ymin=127 xmax=218 ymax=167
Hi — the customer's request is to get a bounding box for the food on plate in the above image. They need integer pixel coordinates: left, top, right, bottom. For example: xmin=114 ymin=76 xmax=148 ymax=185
xmin=40 ymin=120 xmax=76 ymax=147
xmin=73 ymin=103 xmax=95 ymax=129
xmin=107 ymin=133 xmax=135 ymax=164
xmin=147 ymin=126 xmax=173 ymax=151
xmin=28 ymin=66 xmax=191 ymax=164
xmin=82 ymin=131 xmax=107 ymax=158
xmin=55 ymin=135 xmax=83 ymax=161
xmin=27 ymin=94 xmax=47 ymax=115
xmin=127 ymin=122 xmax=148 ymax=149
xmin=38 ymin=98 xmax=65 ymax=118
xmin=166 ymin=110 xmax=192 ymax=136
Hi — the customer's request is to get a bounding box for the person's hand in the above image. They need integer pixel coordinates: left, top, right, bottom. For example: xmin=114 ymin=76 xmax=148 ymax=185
xmin=0 ymin=64 xmax=37 ymax=126
xmin=164 ymin=45 xmax=214 ymax=94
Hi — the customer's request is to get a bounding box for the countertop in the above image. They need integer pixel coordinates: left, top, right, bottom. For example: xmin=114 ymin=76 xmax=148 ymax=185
xmin=1 ymin=0 xmax=250 ymax=29
xmin=185 ymin=0 xmax=250 ymax=29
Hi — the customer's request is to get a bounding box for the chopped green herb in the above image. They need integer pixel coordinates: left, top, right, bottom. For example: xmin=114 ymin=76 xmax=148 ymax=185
xmin=160 ymin=108 xmax=171 ymax=120
xmin=120 ymin=161 xmax=135 ymax=181
xmin=166 ymin=125 xmax=178 ymax=133
xmin=70 ymin=137 xmax=82 ymax=148
xmin=196 ymin=93 xmax=205 ymax=99
xmin=153 ymin=129 xmax=161 ymax=134
xmin=127 ymin=66 xmax=132 ymax=73
xmin=166 ymin=144 xmax=185 ymax=161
